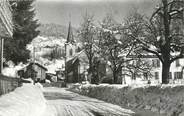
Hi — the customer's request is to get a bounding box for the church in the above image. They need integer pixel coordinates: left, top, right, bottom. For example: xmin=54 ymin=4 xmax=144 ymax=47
xmin=65 ymin=21 xmax=88 ymax=83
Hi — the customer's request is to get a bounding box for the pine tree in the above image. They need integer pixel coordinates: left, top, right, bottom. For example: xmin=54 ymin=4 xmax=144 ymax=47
xmin=4 ymin=0 xmax=40 ymax=64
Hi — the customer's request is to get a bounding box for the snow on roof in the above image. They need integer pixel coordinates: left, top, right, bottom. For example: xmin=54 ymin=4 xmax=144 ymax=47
xmin=29 ymin=62 xmax=48 ymax=71
xmin=66 ymin=49 xmax=88 ymax=64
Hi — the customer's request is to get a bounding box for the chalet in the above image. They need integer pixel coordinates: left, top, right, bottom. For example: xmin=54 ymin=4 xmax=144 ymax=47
xmin=18 ymin=62 xmax=47 ymax=83
xmin=0 ymin=0 xmax=13 ymax=73
xmin=0 ymin=0 xmax=19 ymax=94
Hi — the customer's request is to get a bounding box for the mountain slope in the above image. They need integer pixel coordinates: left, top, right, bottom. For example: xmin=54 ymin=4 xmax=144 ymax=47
xmin=38 ymin=23 xmax=77 ymax=38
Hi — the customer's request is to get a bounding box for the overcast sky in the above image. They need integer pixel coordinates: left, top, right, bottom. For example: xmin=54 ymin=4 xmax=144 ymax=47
xmin=35 ymin=0 xmax=158 ymax=27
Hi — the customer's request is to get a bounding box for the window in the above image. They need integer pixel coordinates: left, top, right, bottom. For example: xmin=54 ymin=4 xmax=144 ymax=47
xmin=143 ymin=72 xmax=148 ymax=80
xmin=155 ymin=72 xmax=159 ymax=80
xmin=176 ymin=59 xmax=180 ymax=67
xmin=174 ymin=72 xmax=182 ymax=79
xmin=169 ymin=72 xmax=172 ymax=79
xmin=152 ymin=59 xmax=160 ymax=68
xmin=69 ymin=49 xmax=73 ymax=56
xmin=156 ymin=59 xmax=160 ymax=67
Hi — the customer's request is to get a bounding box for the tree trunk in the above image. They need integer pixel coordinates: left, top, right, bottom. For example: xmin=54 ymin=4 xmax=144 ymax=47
xmin=162 ymin=62 xmax=170 ymax=84
xmin=113 ymin=71 xmax=118 ymax=84
xmin=88 ymin=59 xmax=93 ymax=74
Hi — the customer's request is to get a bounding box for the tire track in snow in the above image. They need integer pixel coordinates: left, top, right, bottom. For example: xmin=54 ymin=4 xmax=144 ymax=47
xmin=43 ymin=87 xmax=135 ymax=116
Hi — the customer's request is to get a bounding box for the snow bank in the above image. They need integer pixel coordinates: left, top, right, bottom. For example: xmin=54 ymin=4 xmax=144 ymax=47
xmin=69 ymin=84 xmax=184 ymax=116
xmin=0 ymin=84 xmax=46 ymax=116
xmin=2 ymin=67 xmax=17 ymax=77
xmin=2 ymin=62 xmax=27 ymax=78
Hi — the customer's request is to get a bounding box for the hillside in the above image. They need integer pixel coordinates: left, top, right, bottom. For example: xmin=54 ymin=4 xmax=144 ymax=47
xmin=26 ymin=23 xmax=79 ymax=73
xmin=38 ymin=23 xmax=77 ymax=38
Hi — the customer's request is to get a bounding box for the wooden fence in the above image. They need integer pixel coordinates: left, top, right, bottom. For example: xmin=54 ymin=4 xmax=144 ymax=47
xmin=0 ymin=74 xmax=21 ymax=95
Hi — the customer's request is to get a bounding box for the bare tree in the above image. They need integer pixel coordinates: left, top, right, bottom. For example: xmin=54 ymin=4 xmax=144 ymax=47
xmin=98 ymin=14 xmax=135 ymax=84
xmin=124 ymin=0 xmax=184 ymax=84
xmin=78 ymin=13 xmax=97 ymax=77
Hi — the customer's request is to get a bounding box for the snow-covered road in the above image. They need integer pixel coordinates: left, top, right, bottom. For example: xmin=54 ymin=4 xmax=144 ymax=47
xmin=42 ymin=87 xmax=135 ymax=116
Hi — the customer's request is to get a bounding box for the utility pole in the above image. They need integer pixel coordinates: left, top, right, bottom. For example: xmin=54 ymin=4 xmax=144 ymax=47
xmin=64 ymin=42 xmax=67 ymax=82
xmin=33 ymin=46 xmax=36 ymax=84
xmin=0 ymin=38 xmax=4 ymax=74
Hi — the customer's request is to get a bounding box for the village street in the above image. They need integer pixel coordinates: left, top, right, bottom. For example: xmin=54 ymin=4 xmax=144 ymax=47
xmin=42 ymin=87 xmax=134 ymax=116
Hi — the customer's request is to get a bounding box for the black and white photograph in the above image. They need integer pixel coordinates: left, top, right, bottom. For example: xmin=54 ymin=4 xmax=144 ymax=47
xmin=0 ymin=0 xmax=184 ymax=116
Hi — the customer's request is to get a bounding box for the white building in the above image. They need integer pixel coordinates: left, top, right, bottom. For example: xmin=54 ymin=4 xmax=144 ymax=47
xmin=123 ymin=54 xmax=184 ymax=84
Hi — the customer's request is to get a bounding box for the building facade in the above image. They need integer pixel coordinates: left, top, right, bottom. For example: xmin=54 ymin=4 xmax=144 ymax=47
xmin=18 ymin=62 xmax=48 ymax=82
xmin=0 ymin=0 xmax=13 ymax=38
xmin=123 ymin=55 xmax=184 ymax=84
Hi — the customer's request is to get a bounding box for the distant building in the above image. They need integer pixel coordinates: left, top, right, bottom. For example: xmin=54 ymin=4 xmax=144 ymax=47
xmin=56 ymin=69 xmax=65 ymax=81
xmin=18 ymin=62 xmax=47 ymax=83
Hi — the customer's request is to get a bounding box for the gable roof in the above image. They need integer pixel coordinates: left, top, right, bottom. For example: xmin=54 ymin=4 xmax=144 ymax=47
xmin=66 ymin=49 xmax=88 ymax=63
xmin=29 ymin=62 xmax=48 ymax=71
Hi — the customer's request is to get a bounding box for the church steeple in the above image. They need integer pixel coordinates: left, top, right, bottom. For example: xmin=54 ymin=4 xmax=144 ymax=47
xmin=66 ymin=20 xmax=75 ymax=44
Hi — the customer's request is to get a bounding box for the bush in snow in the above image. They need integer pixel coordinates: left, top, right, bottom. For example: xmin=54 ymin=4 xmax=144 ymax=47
xmin=69 ymin=84 xmax=184 ymax=116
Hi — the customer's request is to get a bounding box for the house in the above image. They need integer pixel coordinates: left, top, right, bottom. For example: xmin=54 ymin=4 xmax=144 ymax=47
xmin=18 ymin=62 xmax=48 ymax=83
xmin=121 ymin=52 xmax=184 ymax=84
xmin=150 ymin=57 xmax=184 ymax=84
xmin=0 ymin=0 xmax=13 ymax=73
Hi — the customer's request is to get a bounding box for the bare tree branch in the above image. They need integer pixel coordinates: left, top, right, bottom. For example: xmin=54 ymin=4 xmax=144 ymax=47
xmin=142 ymin=47 xmax=163 ymax=63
